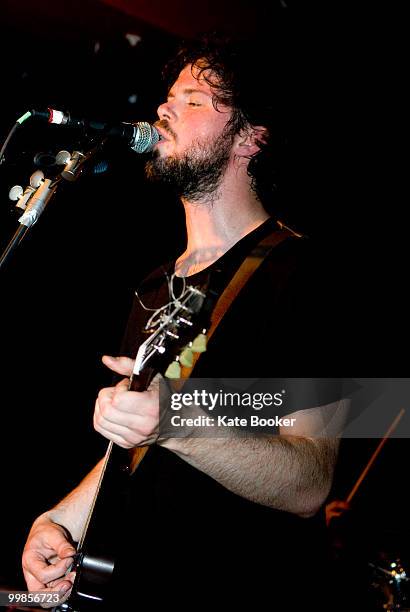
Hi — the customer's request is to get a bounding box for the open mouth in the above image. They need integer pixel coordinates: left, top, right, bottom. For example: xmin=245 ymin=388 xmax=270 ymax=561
xmin=155 ymin=126 xmax=172 ymax=141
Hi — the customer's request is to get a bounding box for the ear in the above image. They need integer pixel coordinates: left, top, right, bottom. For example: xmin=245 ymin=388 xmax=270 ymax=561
xmin=234 ymin=126 xmax=268 ymax=158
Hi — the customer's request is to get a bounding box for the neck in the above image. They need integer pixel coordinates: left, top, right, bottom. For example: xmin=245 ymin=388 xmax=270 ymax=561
xmin=175 ymin=170 xmax=270 ymax=277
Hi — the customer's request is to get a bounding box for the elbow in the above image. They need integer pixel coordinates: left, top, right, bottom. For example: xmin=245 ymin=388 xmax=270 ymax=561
xmin=297 ymin=504 xmax=323 ymax=519
xmin=295 ymin=478 xmax=333 ymax=519
xmin=296 ymin=439 xmax=338 ymax=518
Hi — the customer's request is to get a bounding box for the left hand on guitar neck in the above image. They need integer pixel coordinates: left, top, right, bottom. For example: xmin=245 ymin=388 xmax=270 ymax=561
xmin=94 ymin=356 xmax=160 ymax=449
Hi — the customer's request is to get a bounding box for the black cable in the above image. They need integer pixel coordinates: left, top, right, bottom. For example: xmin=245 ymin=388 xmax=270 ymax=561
xmin=0 ymin=111 xmax=32 ymax=166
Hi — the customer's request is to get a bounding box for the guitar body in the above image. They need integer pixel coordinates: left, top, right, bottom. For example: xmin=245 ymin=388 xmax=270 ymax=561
xmin=57 ymin=447 xmax=131 ymax=611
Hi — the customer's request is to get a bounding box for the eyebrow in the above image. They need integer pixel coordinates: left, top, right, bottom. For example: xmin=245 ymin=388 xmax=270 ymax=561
xmin=167 ymin=88 xmax=212 ymax=99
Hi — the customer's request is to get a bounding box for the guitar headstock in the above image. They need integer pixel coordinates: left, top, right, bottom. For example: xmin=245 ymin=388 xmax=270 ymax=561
xmin=132 ymin=283 xmax=209 ymax=381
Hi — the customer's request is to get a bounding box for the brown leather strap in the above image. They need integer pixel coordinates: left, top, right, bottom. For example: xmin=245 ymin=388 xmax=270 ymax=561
xmin=180 ymin=221 xmax=301 ymax=378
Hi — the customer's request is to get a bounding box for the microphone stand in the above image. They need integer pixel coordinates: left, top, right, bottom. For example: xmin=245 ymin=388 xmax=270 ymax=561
xmin=0 ymin=138 xmax=106 ymax=272
xmin=0 ymin=176 xmax=60 ymax=270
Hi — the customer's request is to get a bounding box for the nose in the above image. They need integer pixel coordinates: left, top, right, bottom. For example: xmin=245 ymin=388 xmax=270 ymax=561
xmin=157 ymin=101 xmax=174 ymax=121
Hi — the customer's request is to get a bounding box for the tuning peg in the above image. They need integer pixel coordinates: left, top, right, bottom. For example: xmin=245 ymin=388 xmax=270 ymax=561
xmin=9 ymin=185 xmax=23 ymax=201
xmin=177 ymin=317 xmax=193 ymax=326
xmin=30 ymin=170 xmax=45 ymax=188
xmin=55 ymin=150 xmax=71 ymax=165
xmin=191 ymin=332 xmax=207 ymax=353
xmin=164 ymin=360 xmax=181 ymax=379
xmin=9 ymin=184 xmax=36 ymax=210
xmin=179 ymin=347 xmax=194 ymax=367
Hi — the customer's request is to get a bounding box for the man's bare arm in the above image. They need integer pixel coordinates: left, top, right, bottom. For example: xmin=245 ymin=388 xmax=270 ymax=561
xmin=160 ymin=400 xmax=349 ymax=517
xmin=96 ymin=357 xmax=349 ymax=518
xmin=45 ymin=458 xmax=104 ymax=540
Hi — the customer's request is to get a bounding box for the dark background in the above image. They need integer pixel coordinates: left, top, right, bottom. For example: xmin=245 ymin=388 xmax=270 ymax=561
xmin=0 ymin=0 xmax=407 ymax=605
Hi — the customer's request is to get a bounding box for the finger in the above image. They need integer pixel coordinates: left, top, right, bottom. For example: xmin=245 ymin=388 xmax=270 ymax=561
xmin=55 ymin=540 xmax=76 ymax=559
xmin=24 ymin=565 xmax=72 ymax=593
xmin=95 ymin=399 xmax=144 ymax=430
xmin=93 ymin=425 xmax=134 ymax=448
xmin=36 ymin=527 xmax=76 ymax=560
xmin=96 ymin=390 xmax=158 ymax=434
xmin=95 ymin=379 xmax=129 ymax=411
xmin=102 ymin=355 xmax=135 ymax=376
xmin=112 ymin=385 xmax=158 ymax=416
xmin=94 ymin=406 xmax=153 ymax=447
xmin=94 ymin=418 xmax=158 ymax=447
xmin=94 ymin=405 xmax=138 ymax=436
xmin=26 ymin=577 xmax=72 ymax=610
xmin=39 ymin=582 xmax=73 ymax=609
xmin=114 ymin=377 xmax=132 ymax=395
xmin=47 ymin=570 xmax=76 ymax=588
xmin=24 ymin=550 xmax=73 ymax=585
xmin=24 ymin=569 xmax=48 ymax=591
xmin=98 ymin=376 xmax=158 ymax=416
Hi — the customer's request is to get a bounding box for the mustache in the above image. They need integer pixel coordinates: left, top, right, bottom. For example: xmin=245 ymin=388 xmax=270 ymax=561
xmin=154 ymin=120 xmax=177 ymax=140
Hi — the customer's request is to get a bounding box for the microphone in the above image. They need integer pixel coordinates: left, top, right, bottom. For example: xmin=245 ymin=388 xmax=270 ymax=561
xmin=30 ymin=108 xmax=160 ymax=153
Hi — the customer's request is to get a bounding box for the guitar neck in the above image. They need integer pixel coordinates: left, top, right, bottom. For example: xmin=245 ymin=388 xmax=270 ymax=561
xmin=77 ymin=368 xmax=154 ymax=550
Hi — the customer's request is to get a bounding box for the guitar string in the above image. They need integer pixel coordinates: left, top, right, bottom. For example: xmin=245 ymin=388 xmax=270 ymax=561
xmin=135 ymin=270 xmax=186 ymax=332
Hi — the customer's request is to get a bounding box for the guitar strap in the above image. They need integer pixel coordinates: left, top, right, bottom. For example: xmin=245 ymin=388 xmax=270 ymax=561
xmin=180 ymin=220 xmax=302 ymax=378
xmin=129 ymin=220 xmax=301 ymax=473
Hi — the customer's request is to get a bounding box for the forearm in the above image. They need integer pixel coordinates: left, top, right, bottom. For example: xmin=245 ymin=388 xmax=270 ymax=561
xmin=161 ymin=435 xmax=338 ymax=517
xmin=43 ymin=459 xmax=104 ymax=541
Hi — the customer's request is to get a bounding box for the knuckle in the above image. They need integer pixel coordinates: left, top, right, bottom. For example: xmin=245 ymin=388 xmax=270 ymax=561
xmin=98 ymin=387 xmax=114 ymax=405
xmin=111 ymin=393 xmax=122 ymax=408
xmin=120 ymin=430 xmax=137 ymax=447
xmin=37 ymin=569 xmax=49 ymax=583
xmin=99 ymin=399 xmax=112 ymax=418
xmin=139 ymin=422 xmax=153 ymax=438
xmin=97 ymin=387 xmax=107 ymax=401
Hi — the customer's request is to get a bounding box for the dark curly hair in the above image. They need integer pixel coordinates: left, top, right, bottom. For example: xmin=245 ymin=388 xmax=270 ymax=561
xmin=162 ymin=34 xmax=290 ymax=207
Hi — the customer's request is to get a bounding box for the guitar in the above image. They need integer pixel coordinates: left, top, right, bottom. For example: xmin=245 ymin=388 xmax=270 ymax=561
xmin=54 ymin=280 xmax=213 ymax=611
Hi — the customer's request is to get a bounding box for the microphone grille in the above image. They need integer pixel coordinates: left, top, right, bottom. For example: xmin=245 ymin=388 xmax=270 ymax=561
xmin=130 ymin=122 xmax=159 ymax=153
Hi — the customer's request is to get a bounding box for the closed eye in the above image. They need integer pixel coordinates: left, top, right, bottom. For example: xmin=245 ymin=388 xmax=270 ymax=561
xmin=187 ymin=102 xmax=202 ymax=107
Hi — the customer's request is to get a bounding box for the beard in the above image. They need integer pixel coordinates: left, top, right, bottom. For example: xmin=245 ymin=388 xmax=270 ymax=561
xmin=144 ymin=127 xmax=234 ymax=203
